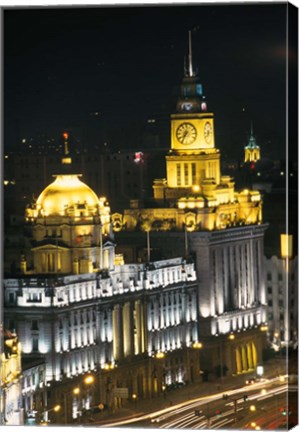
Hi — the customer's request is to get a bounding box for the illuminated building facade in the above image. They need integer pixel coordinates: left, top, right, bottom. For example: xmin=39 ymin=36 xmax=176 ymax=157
xmin=113 ymin=33 xmax=268 ymax=375
xmin=3 ymin=33 xmax=270 ymax=422
xmin=244 ymin=125 xmax=261 ymax=163
xmin=113 ymin=37 xmax=262 ymax=233
xmin=0 ymin=330 xmax=23 ymax=425
xmin=21 ymin=358 xmax=47 ymax=424
xmin=264 ymin=235 xmax=298 ymax=350
xmin=3 ymin=147 xmax=162 ymax=220
xmin=4 ymin=140 xmax=202 ymax=419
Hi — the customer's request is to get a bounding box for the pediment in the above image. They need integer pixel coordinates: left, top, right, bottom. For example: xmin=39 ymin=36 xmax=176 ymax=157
xmin=32 ymin=243 xmax=69 ymax=251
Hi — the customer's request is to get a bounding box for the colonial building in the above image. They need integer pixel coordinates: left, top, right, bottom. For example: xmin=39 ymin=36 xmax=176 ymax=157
xmin=3 ymin=32 xmax=270 ymax=425
xmin=113 ymin=39 xmax=262 ymax=233
xmin=4 ymin=138 xmax=203 ymax=423
xmin=112 ymin=32 xmax=268 ymax=375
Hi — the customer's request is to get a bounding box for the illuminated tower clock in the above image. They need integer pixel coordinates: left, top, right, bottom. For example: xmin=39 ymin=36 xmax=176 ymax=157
xmin=166 ymin=31 xmax=220 ymax=188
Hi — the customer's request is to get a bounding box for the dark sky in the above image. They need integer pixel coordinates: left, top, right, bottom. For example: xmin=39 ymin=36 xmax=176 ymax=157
xmin=4 ymin=3 xmax=291 ymax=158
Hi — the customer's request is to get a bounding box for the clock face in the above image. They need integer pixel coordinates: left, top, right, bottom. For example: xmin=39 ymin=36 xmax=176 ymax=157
xmin=176 ymin=123 xmax=197 ymax=145
xmin=204 ymin=121 xmax=213 ymax=143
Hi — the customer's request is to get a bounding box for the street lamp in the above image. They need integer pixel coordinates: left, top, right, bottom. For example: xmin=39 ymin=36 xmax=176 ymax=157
xmin=41 ymin=404 xmax=61 ymax=424
xmin=84 ymin=375 xmax=94 ymax=385
xmin=192 ymin=342 xmax=203 ymax=349
xmin=132 ymin=393 xmax=137 ymax=407
xmin=219 ymin=334 xmax=235 ymax=384
xmin=73 ymin=375 xmax=96 ymax=422
xmin=73 ymin=387 xmax=80 ymax=396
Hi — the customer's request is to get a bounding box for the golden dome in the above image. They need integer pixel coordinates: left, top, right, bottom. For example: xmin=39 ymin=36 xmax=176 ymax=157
xmin=36 ymin=174 xmax=99 ymax=216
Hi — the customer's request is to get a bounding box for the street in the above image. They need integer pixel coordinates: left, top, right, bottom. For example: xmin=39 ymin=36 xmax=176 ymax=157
xmin=94 ymin=376 xmax=296 ymax=430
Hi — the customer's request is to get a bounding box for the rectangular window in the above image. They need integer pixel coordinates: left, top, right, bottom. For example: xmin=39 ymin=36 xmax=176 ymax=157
xmin=267 ymin=273 xmax=272 ymax=281
xmin=31 ymin=320 xmax=39 ymax=331
xmin=267 ymin=287 xmax=272 ymax=294
xmin=191 ymin=163 xmax=196 ymax=184
xmin=279 ymin=300 xmax=283 ymax=307
xmin=28 ymin=292 xmax=42 ymax=303
xmin=278 ymin=273 xmax=283 ymax=281
xmin=176 ymin=164 xmax=181 ymax=186
xmin=184 ymin=163 xmax=189 ymax=185
xmin=32 ymin=338 xmax=39 ymax=352
xmin=8 ymin=320 xmax=15 ymax=331
xmin=39 ymin=370 xmax=44 ymax=383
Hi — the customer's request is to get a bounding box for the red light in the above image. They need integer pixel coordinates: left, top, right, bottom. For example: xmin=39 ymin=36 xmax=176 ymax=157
xmin=134 ymin=152 xmax=144 ymax=164
xmin=250 ymin=162 xmax=255 ymax=170
xmin=63 ymin=132 xmax=69 ymax=140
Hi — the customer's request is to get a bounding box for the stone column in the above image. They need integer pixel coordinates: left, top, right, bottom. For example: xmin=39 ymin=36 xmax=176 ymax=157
xmin=241 ymin=345 xmax=248 ymax=371
xmin=112 ymin=304 xmax=123 ymax=361
xmin=141 ymin=299 xmax=148 ymax=353
xmin=135 ymin=299 xmax=148 ymax=355
xmin=135 ymin=300 xmax=142 ymax=355
xmin=123 ymin=302 xmax=134 ymax=358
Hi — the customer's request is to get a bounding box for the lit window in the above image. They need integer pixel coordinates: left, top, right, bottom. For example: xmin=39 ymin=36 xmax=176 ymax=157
xmin=192 ymin=163 xmax=196 ymax=184
xmin=184 ymin=163 xmax=189 ymax=185
xmin=176 ymin=164 xmax=181 ymax=186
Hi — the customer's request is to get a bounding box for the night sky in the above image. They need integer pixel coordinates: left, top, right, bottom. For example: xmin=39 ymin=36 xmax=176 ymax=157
xmin=4 ymin=3 xmax=292 ymax=158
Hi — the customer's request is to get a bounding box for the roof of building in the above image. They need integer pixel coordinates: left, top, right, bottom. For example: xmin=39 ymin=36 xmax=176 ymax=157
xmin=36 ymin=174 xmax=100 ymax=215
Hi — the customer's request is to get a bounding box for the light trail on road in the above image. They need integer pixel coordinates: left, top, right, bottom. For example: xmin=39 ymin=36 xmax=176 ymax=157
xmin=98 ymin=376 xmax=288 ymax=428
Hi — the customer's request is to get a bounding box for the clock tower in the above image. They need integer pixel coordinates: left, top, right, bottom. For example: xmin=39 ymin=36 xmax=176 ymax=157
xmin=165 ymin=31 xmax=220 ymax=192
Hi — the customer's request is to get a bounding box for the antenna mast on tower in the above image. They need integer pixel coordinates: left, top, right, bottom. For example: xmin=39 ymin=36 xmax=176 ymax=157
xmin=188 ymin=30 xmax=194 ymax=77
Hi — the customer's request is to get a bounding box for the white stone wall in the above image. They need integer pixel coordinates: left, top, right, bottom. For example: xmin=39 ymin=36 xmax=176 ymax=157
xmin=264 ymin=255 xmax=298 ymax=347
xmin=4 ymin=258 xmax=198 ymax=383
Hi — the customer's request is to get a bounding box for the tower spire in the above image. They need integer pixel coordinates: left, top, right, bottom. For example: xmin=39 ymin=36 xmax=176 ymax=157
xmin=250 ymin=121 xmax=253 ymax=136
xmin=188 ymin=30 xmax=194 ymax=77
xmin=62 ymin=132 xmax=72 ymax=165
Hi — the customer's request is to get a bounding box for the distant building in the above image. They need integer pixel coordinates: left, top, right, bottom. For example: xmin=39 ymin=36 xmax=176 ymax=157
xmin=3 ymin=144 xmax=166 ymax=219
xmin=244 ymin=124 xmax=260 ymax=163
xmin=264 ymin=235 xmax=298 ymax=350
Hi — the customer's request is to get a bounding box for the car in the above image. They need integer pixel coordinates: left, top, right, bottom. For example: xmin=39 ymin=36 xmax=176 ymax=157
xmin=245 ymin=378 xmax=256 ymax=385
xmin=245 ymin=376 xmax=267 ymax=385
